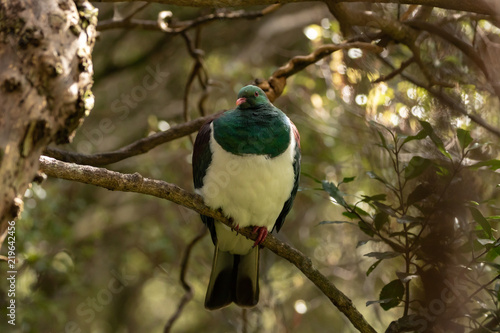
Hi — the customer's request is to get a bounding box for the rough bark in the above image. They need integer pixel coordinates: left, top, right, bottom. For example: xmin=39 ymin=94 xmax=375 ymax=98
xmin=0 ymin=0 xmax=97 ymax=248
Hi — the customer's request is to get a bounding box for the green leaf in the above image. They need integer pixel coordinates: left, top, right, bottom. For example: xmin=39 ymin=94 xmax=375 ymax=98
xmin=361 ymin=194 xmax=387 ymax=203
xmin=407 ymin=184 xmax=432 ymax=206
xmin=486 ymin=246 xmax=500 ymax=261
xmin=342 ymin=211 xmax=358 ymax=219
xmin=366 ymin=171 xmax=387 ymax=185
xmin=376 ymin=129 xmax=388 ymax=149
xmin=477 ymin=238 xmax=495 ymax=246
xmin=379 ymin=279 xmax=405 ymax=310
xmin=402 ymin=128 xmax=428 ymax=144
xmin=374 ymin=212 xmax=389 ymax=231
xmin=456 ymin=128 xmax=473 ymax=150
xmin=364 ymin=251 xmax=401 ymax=260
xmin=366 ymin=259 xmax=382 ymax=276
xmin=397 ymin=215 xmax=424 ymax=224
xmin=470 ymin=159 xmax=500 ymax=171
xmin=358 ymin=220 xmax=375 ymax=237
xmin=405 ymin=156 xmax=432 ymax=180
xmin=356 ymin=240 xmax=372 ymax=248
xmin=318 ymin=220 xmax=356 ymax=226
xmin=366 ymin=298 xmax=394 ymax=307
xmin=339 ymin=176 xmax=356 ymax=185
xmin=373 ymin=202 xmax=398 ymax=217
xmin=354 ymin=206 xmax=370 ymax=216
xmin=322 ymin=180 xmax=347 ymax=206
xmin=419 ymin=120 xmax=452 ymax=159
xmin=436 ymin=165 xmax=450 ymax=176
xmin=483 ymin=262 xmax=500 ymax=272
xmin=470 ymin=207 xmax=492 ymax=239
xmin=396 ymin=272 xmax=419 ymax=283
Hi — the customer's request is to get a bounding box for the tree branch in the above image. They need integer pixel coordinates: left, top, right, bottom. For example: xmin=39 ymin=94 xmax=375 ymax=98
xmin=405 ymin=20 xmax=500 ymax=99
xmin=43 ymin=112 xmax=221 ymax=166
xmin=97 ymin=5 xmax=281 ymax=32
xmin=378 ymin=56 xmax=500 ymax=138
xmin=372 ymin=56 xmax=415 ymax=83
xmin=257 ymin=42 xmax=383 ymax=102
xmin=38 ymin=155 xmax=377 ymax=333
xmin=92 ymin=0 xmax=500 ymax=16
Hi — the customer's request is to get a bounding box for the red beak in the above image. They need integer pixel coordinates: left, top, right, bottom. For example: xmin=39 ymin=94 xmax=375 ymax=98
xmin=236 ymin=97 xmax=246 ymax=106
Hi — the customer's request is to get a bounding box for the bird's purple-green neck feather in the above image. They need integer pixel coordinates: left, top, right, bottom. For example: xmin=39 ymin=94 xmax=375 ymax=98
xmin=213 ymin=104 xmax=291 ymax=157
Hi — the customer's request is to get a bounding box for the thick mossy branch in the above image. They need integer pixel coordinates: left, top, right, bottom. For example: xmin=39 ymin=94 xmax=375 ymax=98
xmin=39 ymin=156 xmax=376 ymax=333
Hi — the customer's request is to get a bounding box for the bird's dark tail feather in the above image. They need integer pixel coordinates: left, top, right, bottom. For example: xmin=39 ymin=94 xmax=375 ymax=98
xmin=205 ymin=246 xmax=259 ymax=310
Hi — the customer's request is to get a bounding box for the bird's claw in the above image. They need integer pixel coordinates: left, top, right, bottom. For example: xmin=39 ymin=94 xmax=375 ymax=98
xmin=252 ymin=226 xmax=268 ymax=247
xmin=229 ymin=218 xmax=240 ymax=232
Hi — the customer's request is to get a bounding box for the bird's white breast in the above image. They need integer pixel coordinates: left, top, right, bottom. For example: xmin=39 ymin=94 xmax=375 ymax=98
xmin=198 ymin=123 xmax=296 ymax=254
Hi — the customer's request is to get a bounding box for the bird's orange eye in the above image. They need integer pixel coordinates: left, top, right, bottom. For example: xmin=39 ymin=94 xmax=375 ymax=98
xmin=254 ymin=91 xmax=259 ymax=97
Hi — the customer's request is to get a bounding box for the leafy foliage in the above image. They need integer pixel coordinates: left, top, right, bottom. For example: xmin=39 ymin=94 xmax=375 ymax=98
xmin=321 ymin=121 xmax=500 ymax=331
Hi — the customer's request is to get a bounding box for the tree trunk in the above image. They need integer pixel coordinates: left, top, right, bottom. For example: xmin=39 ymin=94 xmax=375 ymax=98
xmin=0 ymin=0 xmax=96 ymax=248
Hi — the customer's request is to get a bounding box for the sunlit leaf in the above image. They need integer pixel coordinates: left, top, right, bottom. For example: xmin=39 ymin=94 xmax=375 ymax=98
xmin=358 ymin=220 xmax=375 ymax=237
xmin=374 ymin=212 xmax=389 ymax=230
xmin=366 ymin=298 xmax=394 ymax=307
xmin=356 ymin=240 xmax=371 ymax=248
xmin=379 ymin=279 xmax=405 ymax=310
xmin=405 ymin=156 xmax=432 ymax=180
xmin=477 ymin=238 xmax=495 ymax=246
xmin=366 ymin=259 xmax=382 ymax=276
xmin=396 ymin=272 xmax=419 ymax=283
xmin=342 ymin=211 xmax=358 ymax=219
xmin=436 ymin=165 xmax=450 ymax=176
xmin=354 ymin=206 xmax=370 ymax=216
xmin=318 ymin=220 xmax=356 ymax=226
xmin=366 ymin=171 xmax=387 ymax=184
xmin=364 ymin=251 xmax=401 ymax=259
xmin=340 ymin=176 xmax=356 ymax=184
xmin=456 ymin=128 xmax=473 ymax=150
xmin=470 ymin=159 xmax=500 ymax=171
xmin=361 ymin=194 xmax=387 ymax=203
xmin=322 ymin=180 xmax=347 ymax=206
xmin=373 ymin=202 xmax=398 ymax=217
xmin=397 ymin=215 xmax=424 ymax=224
xmin=418 ymin=120 xmax=452 ymax=159
xmin=482 ymin=262 xmax=500 ymax=272
xmin=402 ymin=128 xmax=428 ymax=144
xmin=470 ymin=207 xmax=492 ymax=239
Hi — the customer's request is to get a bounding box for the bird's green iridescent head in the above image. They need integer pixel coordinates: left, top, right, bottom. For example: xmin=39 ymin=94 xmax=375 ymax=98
xmin=235 ymin=85 xmax=270 ymax=109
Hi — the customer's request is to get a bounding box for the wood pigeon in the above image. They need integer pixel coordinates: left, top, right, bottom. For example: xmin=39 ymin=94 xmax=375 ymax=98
xmin=192 ymin=85 xmax=300 ymax=310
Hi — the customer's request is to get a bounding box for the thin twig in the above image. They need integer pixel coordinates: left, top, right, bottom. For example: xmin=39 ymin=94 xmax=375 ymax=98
xmin=97 ymin=5 xmax=281 ymax=32
xmin=164 ymin=227 xmax=208 ymax=333
xmin=39 ymin=156 xmax=377 ymax=333
xmin=372 ymin=57 xmax=415 ymax=83
xmin=257 ymin=42 xmax=384 ymax=102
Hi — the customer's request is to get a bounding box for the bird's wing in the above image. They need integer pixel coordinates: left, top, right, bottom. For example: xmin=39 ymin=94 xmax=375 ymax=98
xmin=192 ymin=119 xmax=217 ymax=243
xmin=274 ymin=121 xmax=301 ymax=233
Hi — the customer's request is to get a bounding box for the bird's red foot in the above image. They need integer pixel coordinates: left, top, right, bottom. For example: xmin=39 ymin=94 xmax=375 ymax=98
xmin=252 ymin=226 xmax=268 ymax=247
